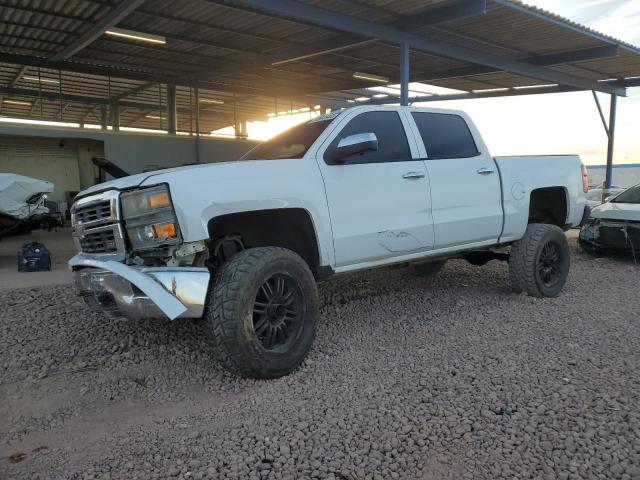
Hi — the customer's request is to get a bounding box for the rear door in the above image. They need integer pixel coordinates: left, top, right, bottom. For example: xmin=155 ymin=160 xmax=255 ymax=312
xmin=315 ymin=108 xmax=434 ymax=267
xmin=408 ymin=111 xmax=503 ymax=248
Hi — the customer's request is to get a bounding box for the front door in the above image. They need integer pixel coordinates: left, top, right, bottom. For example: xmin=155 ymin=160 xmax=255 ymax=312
xmin=315 ymin=109 xmax=435 ymax=267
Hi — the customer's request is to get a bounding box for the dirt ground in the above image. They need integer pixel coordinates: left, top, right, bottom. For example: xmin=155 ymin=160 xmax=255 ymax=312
xmin=1 ymin=231 xmax=639 ymax=480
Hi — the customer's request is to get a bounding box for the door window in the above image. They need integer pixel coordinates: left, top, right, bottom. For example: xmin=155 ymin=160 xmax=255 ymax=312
xmin=324 ymin=111 xmax=411 ymax=164
xmin=412 ymin=112 xmax=479 ymax=160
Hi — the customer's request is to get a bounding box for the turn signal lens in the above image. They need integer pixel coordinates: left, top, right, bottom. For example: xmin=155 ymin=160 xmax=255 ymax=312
xmin=148 ymin=191 xmax=170 ymax=208
xmin=152 ymin=222 xmax=177 ymax=240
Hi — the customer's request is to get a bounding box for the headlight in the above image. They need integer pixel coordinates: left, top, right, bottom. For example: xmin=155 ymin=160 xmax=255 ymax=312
xmin=121 ymin=185 xmax=181 ymax=250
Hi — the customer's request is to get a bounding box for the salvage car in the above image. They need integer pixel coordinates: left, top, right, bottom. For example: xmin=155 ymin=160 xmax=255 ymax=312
xmin=0 ymin=173 xmax=54 ymax=238
xmin=69 ymin=106 xmax=588 ymax=378
xmin=580 ymin=183 xmax=640 ymax=254
xmin=585 ymin=185 xmax=625 ymax=209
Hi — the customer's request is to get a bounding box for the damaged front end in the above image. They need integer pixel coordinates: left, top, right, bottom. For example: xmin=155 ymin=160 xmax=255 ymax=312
xmin=69 ymin=186 xmax=210 ymax=321
xmin=579 ymin=218 xmax=640 ymax=254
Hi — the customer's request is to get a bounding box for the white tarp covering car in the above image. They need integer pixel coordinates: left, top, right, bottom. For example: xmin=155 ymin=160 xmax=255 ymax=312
xmin=0 ymin=173 xmax=53 ymax=236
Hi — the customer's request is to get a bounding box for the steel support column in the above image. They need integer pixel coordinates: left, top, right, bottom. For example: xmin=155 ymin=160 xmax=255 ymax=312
xmin=100 ymin=104 xmax=108 ymax=130
xmin=400 ymin=43 xmax=410 ymax=106
xmin=194 ymin=87 xmax=201 ymax=164
xmin=109 ymin=101 xmax=120 ymax=131
xmin=167 ymin=83 xmax=177 ymax=134
xmin=605 ymin=94 xmax=617 ymax=189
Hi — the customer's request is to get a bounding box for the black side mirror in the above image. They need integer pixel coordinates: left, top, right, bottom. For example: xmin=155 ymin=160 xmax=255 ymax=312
xmin=329 ymin=132 xmax=378 ymax=163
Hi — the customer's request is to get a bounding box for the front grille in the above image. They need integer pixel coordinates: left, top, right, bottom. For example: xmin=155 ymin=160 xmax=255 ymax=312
xmin=71 ymin=190 xmax=124 ymax=258
xmin=74 ymin=200 xmax=112 ymax=225
xmin=79 ymin=227 xmax=118 ymax=253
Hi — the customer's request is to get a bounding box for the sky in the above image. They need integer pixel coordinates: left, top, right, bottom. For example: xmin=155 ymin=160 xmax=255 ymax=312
xmin=237 ymin=0 xmax=640 ymax=166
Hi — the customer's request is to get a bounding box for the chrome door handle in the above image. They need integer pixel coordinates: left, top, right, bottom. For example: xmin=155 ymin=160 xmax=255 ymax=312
xmin=402 ymin=171 xmax=425 ymax=179
xmin=477 ymin=167 xmax=495 ymax=175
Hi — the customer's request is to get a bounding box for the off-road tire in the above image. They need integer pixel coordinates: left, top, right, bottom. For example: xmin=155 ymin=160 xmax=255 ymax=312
xmin=205 ymin=247 xmax=319 ymax=379
xmin=412 ymin=260 xmax=446 ymax=277
xmin=509 ymin=223 xmax=570 ymax=298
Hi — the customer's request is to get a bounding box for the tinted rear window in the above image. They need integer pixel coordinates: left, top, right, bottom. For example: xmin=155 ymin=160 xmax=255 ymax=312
xmin=411 ymin=112 xmax=479 ymax=160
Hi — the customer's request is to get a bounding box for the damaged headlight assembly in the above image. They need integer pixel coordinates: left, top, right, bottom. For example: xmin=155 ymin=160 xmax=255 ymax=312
xmin=121 ymin=184 xmax=181 ymax=251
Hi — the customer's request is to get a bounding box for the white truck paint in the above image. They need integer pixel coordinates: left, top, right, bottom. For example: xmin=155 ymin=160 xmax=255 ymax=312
xmin=70 ymin=105 xmax=588 ymax=317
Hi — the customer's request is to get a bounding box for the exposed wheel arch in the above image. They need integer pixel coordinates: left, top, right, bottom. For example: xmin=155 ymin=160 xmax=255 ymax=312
xmin=528 ymin=187 xmax=568 ymax=227
xmin=207 ymin=208 xmax=322 ymax=277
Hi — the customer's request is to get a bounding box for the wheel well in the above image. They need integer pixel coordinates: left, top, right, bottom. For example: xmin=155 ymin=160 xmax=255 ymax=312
xmin=207 ymin=208 xmax=320 ymax=275
xmin=528 ymin=187 xmax=567 ymax=227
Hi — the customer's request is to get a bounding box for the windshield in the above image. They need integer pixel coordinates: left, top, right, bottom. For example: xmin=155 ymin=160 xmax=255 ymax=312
xmin=241 ymin=119 xmax=333 ymax=160
xmin=612 ymin=184 xmax=640 ymax=204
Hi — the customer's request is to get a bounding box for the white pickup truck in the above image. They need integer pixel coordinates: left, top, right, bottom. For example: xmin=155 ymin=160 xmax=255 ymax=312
xmin=69 ymin=105 xmax=589 ymax=378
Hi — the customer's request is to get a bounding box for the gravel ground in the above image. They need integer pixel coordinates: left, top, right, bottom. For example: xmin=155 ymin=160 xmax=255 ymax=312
xmin=1 ymin=231 xmax=639 ymax=480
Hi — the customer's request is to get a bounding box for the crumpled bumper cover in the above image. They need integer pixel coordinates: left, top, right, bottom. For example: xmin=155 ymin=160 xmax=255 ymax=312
xmin=69 ymin=254 xmax=210 ymax=320
xmin=579 ymin=219 xmax=640 ymax=252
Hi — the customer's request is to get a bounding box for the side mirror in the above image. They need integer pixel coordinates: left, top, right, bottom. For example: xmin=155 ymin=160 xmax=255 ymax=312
xmin=329 ymin=132 xmax=378 ymax=163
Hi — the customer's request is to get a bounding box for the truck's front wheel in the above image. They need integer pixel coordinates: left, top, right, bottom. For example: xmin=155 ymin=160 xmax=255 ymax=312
xmin=509 ymin=223 xmax=570 ymax=298
xmin=204 ymin=247 xmax=319 ymax=379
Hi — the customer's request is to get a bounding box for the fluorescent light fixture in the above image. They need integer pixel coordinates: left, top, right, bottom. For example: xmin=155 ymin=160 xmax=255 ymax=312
xmin=372 ymin=94 xmax=389 ymax=99
xmin=355 ymin=97 xmax=370 ymax=102
xmin=353 ymin=72 xmax=389 ymax=83
xmin=105 ymin=27 xmax=166 ymax=45
xmin=513 ymin=84 xmax=559 ymax=90
xmin=145 ymin=114 xmax=165 ymax=119
xmin=471 ymin=88 xmax=509 ymax=94
xmin=3 ymin=99 xmax=31 ymax=106
xmin=199 ymin=98 xmax=225 ymax=105
xmin=300 ymin=107 xmax=310 ymax=112
xmin=22 ymin=75 xmax=59 ymax=84
xmin=267 ymin=113 xmax=276 ymax=117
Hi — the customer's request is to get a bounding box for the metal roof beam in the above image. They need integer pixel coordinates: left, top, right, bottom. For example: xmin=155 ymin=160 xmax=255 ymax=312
xmin=371 ymin=77 xmax=633 ymax=105
xmin=10 ymin=66 xmax=28 ymax=87
xmin=49 ymin=0 xmax=148 ymax=62
xmin=0 ymin=85 xmax=348 ymax=119
xmin=199 ymin=0 xmax=486 ymax=79
xmin=411 ymin=45 xmax=621 ymax=84
xmin=223 ymin=0 xmax=625 ymax=96
xmin=0 ymin=53 xmax=352 ymax=105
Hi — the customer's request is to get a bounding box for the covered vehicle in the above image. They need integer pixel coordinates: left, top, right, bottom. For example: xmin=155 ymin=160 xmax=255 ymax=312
xmin=0 ymin=173 xmax=54 ymax=237
xmin=580 ymin=183 xmax=640 ymax=254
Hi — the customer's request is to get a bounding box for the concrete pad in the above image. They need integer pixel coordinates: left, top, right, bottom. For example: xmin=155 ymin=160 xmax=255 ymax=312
xmin=0 ymin=227 xmax=76 ymax=289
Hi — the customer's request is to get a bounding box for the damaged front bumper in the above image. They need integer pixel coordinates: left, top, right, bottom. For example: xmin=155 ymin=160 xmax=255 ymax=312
xmin=579 ymin=219 xmax=640 ymax=252
xmin=69 ymin=254 xmax=210 ymax=320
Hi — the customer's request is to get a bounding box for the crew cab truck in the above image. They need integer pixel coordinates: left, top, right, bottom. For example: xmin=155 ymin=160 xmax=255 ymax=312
xmin=69 ymin=105 xmax=588 ymax=379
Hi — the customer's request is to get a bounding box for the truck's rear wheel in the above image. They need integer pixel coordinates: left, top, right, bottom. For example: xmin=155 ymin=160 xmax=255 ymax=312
xmin=509 ymin=223 xmax=570 ymax=298
xmin=204 ymin=247 xmax=318 ymax=379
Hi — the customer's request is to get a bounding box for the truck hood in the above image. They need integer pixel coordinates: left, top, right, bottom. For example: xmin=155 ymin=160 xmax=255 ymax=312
xmin=76 ymin=161 xmax=239 ymax=198
xmin=590 ymin=201 xmax=640 ymax=222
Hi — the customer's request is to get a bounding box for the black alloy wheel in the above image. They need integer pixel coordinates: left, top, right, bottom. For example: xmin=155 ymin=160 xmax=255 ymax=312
xmin=252 ymin=274 xmax=304 ymax=352
xmin=537 ymin=241 xmax=564 ymax=288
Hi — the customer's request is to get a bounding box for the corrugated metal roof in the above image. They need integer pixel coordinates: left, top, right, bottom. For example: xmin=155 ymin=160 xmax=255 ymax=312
xmin=0 ymin=0 xmax=639 ymax=132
